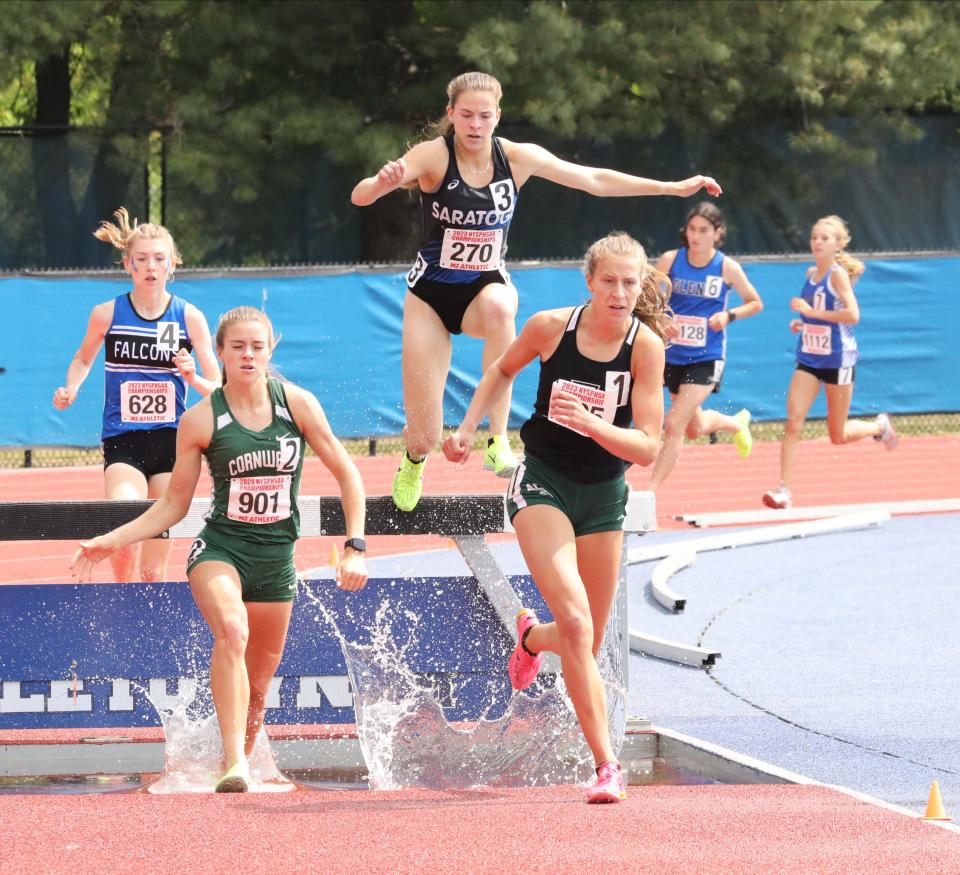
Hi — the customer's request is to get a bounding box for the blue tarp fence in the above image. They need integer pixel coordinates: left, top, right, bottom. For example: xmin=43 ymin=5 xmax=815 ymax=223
xmin=2 ymin=255 xmax=956 ymax=446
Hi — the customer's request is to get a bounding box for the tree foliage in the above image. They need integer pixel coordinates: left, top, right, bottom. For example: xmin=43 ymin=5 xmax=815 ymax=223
xmin=0 ymin=0 xmax=958 ymax=266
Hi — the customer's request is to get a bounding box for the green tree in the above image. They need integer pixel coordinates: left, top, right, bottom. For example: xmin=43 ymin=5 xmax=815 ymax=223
xmin=1 ymin=1 xmax=958 ymax=266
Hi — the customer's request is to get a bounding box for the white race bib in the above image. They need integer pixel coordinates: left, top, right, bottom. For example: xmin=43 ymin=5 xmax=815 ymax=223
xmin=120 ymin=381 xmax=175 ymax=423
xmin=227 ymin=475 xmax=292 ymax=524
xmin=801 ymin=324 xmax=832 ymax=356
xmin=673 ymin=314 xmax=708 ymax=347
xmin=439 ymin=228 xmax=502 ymax=271
xmin=548 ymin=378 xmax=627 ymax=436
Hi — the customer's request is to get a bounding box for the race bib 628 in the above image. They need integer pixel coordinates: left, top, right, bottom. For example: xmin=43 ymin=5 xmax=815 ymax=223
xmin=120 ymin=381 xmax=175 ymax=423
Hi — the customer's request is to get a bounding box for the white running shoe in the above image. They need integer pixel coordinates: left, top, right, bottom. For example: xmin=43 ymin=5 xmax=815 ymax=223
xmin=874 ymin=413 xmax=899 ymax=451
xmin=762 ymin=485 xmax=792 ymax=509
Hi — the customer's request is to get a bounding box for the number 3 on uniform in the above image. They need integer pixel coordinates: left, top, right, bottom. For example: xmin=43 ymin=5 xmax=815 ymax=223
xmin=157 ymin=321 xmax=180 ymax=352
xmin=488 ymin=180 xmax=515 ymax=212
xmin=277 ymin=436 xmax=301 ymax=473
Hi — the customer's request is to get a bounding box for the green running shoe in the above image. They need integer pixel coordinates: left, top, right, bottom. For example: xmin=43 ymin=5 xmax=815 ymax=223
xmin=733 ymin=408 xmax=753 ymax=459
xmin=483 ymin=435 xmax=518 ymax=478
xmin=392 ymin=453 xmax=425 ymax=512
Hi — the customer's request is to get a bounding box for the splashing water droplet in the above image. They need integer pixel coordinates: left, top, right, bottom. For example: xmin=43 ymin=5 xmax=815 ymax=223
xmin=304 ymin=585 xmax=627 ymax=791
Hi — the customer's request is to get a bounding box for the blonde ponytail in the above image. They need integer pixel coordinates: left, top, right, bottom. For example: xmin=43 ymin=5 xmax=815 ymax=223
xmin=94 ymin=206 xmax=183 ymax=267
xmin=816 ymin=214 xmax=865 ymax=280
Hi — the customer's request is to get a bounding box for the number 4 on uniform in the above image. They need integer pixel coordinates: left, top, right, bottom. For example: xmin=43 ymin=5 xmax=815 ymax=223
xmin=157 ymin=321 xmax=180 ymax=352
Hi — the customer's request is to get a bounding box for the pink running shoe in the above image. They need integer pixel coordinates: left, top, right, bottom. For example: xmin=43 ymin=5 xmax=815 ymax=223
xmin=586 ymin=760 xmax=627 ymax=804
xmin=762 ymin=485 xmax=791 ymax=509
xmin=508 ymin=608 xmax=544 ymax=691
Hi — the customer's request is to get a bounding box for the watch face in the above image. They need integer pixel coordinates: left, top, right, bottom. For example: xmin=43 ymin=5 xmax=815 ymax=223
xmin=346 ymin=538 xmax=366 ymax=552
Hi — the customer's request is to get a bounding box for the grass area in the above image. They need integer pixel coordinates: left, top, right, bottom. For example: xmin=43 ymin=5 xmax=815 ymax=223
xmin=1 ymin=413 xmax=956 ymax=469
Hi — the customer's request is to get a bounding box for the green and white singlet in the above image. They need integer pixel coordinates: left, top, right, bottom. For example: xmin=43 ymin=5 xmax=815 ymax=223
xmin=202 ymin=379 xmax=305 ymax=546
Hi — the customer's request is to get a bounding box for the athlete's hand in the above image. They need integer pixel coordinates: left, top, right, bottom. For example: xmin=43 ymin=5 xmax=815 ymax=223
xmin=376 ymin=159 xmax=407 ymax=194
xmin=53 ymin=386 xmax=78 ymax=410
xmin=550 ymin=390 xmax=597 ymax=435
xmin=674 ymin=175 xmax=722 ymax=198
xmin=790 ymin=297 xmax=812 ymax=316
xmin=663 ymin=318 xmax=680 ymax=341
xmin=71 ymin=536 xmax=119 ymax=581
xmin=173 ymin=348 xmax=196 ymax=383
xmin=789 ymin=318 xmax=803 ymax=334
xmin=336 ymin=551 xmax=368 ymax=591
xmin=707 ymin=311 xmax=729 ymax=331
xmin=443 ymin=430 xmax=474 ymax=464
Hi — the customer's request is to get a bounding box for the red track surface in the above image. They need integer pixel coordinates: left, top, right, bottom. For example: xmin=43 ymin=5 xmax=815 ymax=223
xmin=2 ymin=436 xmax=959 ymax=872
xmin=1 ymin=433 xmax=957 ymax=583
xmin=2 ymin=784 xmax=958 ymax=874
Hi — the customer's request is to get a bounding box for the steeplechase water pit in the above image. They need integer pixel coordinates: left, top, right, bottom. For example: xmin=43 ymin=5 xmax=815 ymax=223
xmin=0 ymin=490 xmax=804 ymax=795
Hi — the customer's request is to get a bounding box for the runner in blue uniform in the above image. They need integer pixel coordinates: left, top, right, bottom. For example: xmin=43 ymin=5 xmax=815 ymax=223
xmin=444 ymin=231 xmax=667 ymax=804
xmin=648 ymin=203 xmax=763 ymax=492
xmin=353 ymin=71 xmax=721 ymax=512
xmin=53 ymin=208 xmax=220 ymax=581
xmin=763 ymin=215 xmax=898 ymax=509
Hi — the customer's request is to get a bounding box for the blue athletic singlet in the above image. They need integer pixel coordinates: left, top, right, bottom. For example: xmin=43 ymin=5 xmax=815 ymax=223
xmin=795 ymin=265 xmax=858 ymax=370
xmin=665 ymin=248 xmax=731 ymax=366
xmin=519 ymin=305 xmax=639 ymax=483
xmin=406 ymin=135 xmax=517 ymax=287
xmin=102 ymin=293 xmax=192 ymax=439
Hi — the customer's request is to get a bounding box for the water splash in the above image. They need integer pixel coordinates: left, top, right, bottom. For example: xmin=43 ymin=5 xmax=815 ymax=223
xmin=145 ymin=679 xmax=293 ymax=794
xmin=305 ymin=583 xmax=626 ymax=791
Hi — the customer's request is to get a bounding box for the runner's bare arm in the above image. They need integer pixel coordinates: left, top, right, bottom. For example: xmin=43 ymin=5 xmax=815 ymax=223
xmin=53 ymin=301 xmax=113 ymax=409
xmin=504 ymin=141 xmax=721 ymax=197
xmin=71 ymin=404 xmax=211 ymax=577
xmin=351 ymin=138 xmax=447 ymax=205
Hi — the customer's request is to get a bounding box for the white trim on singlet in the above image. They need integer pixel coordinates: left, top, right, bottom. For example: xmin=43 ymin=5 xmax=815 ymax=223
xmin=626 ymin=316 xmax=640 ymax=345
xmin=104 ymin=363 xmax=177 ymax=374
xmin=110 ymin=324 xmax=169 ymax=336
xmin=216 ymin=412 xmax=233 ymax=430
xmin=565 ymin=305 xmax=585 ymax=332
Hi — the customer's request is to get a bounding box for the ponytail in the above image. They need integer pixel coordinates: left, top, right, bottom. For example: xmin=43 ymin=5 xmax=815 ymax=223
xmin=815 ymin=214 xmax=865 ymax=280
xmin=94 ymin=206 xmax=182 ymax=267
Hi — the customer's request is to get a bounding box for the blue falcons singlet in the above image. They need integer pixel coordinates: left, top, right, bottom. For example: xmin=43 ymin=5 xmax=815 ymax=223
xmin=795 ymin=264 xmax=858 ymax=370
xmin=102 ymin=293 xmax=192 ymax=438
xmin=665 ymin=248 xmax=732 ymax=366
xmin=406 ymin=135 xmax=517 ymax=287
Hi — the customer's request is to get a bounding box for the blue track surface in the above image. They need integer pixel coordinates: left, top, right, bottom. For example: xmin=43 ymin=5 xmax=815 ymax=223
xmin=625 ymin=513 xmax=960 ymax=814
xmin=362 ymin=513 xmax=959 ymax=815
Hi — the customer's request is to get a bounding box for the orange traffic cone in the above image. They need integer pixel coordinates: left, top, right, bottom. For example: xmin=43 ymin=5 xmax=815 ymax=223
xmin=921 ymin=781 xmax=952 ymax=821
xmin=329 ymin=543 xmax=340 ymax=567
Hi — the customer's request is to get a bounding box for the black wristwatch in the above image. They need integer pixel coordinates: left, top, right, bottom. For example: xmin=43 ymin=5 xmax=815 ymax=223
xmin=344 ymin=537 xmax=366 ymax=553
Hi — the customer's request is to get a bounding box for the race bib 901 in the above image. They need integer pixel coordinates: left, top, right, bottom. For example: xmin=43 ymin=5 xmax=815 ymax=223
xmin=227 ymin=475 xmax=292 ymax=524
xmin=439 ymin=228 xmax=502 ymax=271
xmin=801 ymin=324 xmax=832 ymax=356
xmin=120 ymin=381 xmax=175 ymax=423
